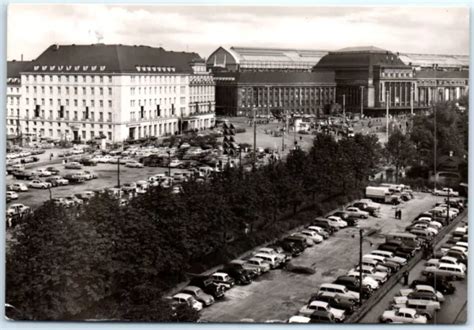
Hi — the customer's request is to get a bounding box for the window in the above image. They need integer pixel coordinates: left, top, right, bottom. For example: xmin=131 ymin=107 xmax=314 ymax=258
xmin=131 ymin=87 xmax=135 ymax=95
xmin=108 ymin=100 xmax=112 ymax=108
xmin=66 ymin=87 xmax=69 ymax=95
xmin=100 ymin=88 xmax=103 ymax=95
xmin=91 ymin=100 xmax=95 ymax=107
xmin=100 ymin=76 xmax=103 ymax=83
xmin=41 ymin=98 xmax=45 ymax=106
xmin=49 ymin=99 xmax=53 ymax=106
xmin=99 ymin=100 xmax=103 ymax=107
xmin=130 ymin=100 xmax=135 ymax=107
xmin=108 ymin=76 xmax=112 ymax=83
xmin=108 ymin=88 xmax=112 ymax=95
xmin=33 ymin=86 xmax=37 ymax=94
xmin=82 ymin=100 xmax=86 ymax=106
xmin=108 ymin=112 xmax=112 ymax=121
xmin=74 ymin=99 xmax=78 ymax=107
xmin=26 ymin=98 xmax=29 ymax=105
xmin=74 ymin=87 xmax=78 ymax=95
xmin=66 ymin=99 xmax=70 ymax=106
xmin=91 ymin=87 xmax=95 ymax=95
xmin=49 ymin=86 xmax=53 ymax=94
xmin=74 ymin=75 xmax=78 ymax=82
xmin=82 ymin=87 xmax=86 ymax=94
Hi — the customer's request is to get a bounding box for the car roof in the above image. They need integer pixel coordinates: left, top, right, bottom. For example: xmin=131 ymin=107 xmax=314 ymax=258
xmin=309 ymin=300 xmax=329 ymax=307
xmin=398 ymin=307 xmax=416 ymax=314
xmin=173 ymin=293 xmax=192 ymax=299
xmin=212 ymin=272 xmax=228 ymax=277
xmin=415 ymin=285 xmax=434 ymax=291
xmin=183 ymin=286 xmax=201 ymax=292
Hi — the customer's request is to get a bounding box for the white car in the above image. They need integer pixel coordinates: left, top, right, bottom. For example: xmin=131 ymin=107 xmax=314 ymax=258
xmin=97 ymin=155 xmax=114 ymax=163
xmin=346 ymin=272 xmax=380 ymax=290
xmin=246 ymin=257 xmax=271 ymax=272
xmin=125 ymin=161 xmax=144 ymax=168
xmin=169 ymin=159 xmax=183 ymax=168
xmin=381 ymin=307 xmax=427 ymax=324
xmin=256 ymin=248 xmax=288 ymax=264
xmin=307 ymin=226 xmax=329 ymax=239
xmin=28 ymin=179 xmax=52 ymax=189
xmin=433 ymin=188 xmax=459 ymax=197
xmin=450 ymin=246 xmax=468 ymax=257
xmin=299 ymin=230 xmax=324 ymax=243
xmin=345 ymin=207 xmax=369 ymax=219
xmin=7 ymin=203 xmax=31 ymax=216
xmin=34 ymin=168 xmax=52 ymax=177
xmin=288 ymin=315 xmax=310 ymax=323
xmin=9 ymin=182 xmax=28 ymax=192
xmin=6 ymin=191 xmax=19 ymax=200
xmin=348 ymin=265 xmax=388 ymax=283
xmin=327 ymin=216 xmax=348 ymax=228
xmin=298 ymin=301 xmax=345 ymax=322
xmin=412 ymin=223 xmax=439 ymax=235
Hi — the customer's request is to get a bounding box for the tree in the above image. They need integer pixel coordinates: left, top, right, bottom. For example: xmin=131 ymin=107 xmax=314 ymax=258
xmin=385 ymin=129 xmax=416 ymax=183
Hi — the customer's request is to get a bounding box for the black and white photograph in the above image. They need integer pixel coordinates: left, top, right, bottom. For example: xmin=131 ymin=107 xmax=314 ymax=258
xmin=4 ymin=3 xmax=469 ymax=325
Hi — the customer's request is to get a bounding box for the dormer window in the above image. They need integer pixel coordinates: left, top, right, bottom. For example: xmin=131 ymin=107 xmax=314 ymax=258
xmin=83 ymin=66 xmax=89 ymax=71
xmin=34 ymin=66 xmax=39 ymax=71
xmin=74 ymin=66 xmax=80 ymax=71
xmin=100 ymin=66 xmax=106 ymax=71
xmin=136 ymin=66 xmax=141 ymax=72
xmin=58 ymin=66 xmax=63 ymax=71
xmin=66 ymin=66 xmax=72 ymax=71
xmin=152 ymin=67 xmax=156 ymax=72
xmin=50 ymin=66 xmax=55 ymax=71
xmin=91 ymin=66 xmax=97 ymax=71
xmin=157 ymin=67 xmax=162 ymax=72
xmin=42 ymin=66 xmax=47 ymax=71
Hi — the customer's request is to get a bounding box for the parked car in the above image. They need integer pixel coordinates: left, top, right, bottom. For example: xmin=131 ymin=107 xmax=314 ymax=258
xmin=64 ymin=162 xmax=83 ymax=169
xmin=308 ymin=310 xmax=336 ymax=323
xmin=299 ymin=230 xmax=324 ymax=243
xmin=32 ymin=168 xmax=52 ymax=177
xmin=63 ymin=173 xmax=86 ymax=184
xmin=333 ymin=276 xmax=372 ymax=298
xmin=188 ymin=275 xmax=225 ymax=299
xmin=12 ymin=170 xmax=35 ymax=180
xmin=245 ymin=257 xmax=271 ymax=273
xmin=45 ymin=166 xmax=60 ymax=175
xmin=380 ymin=307 xmax=427 ymax=324
xmin=7 ymin=203 xmax=31 ymax=217
xmin=345 ymin=207 xmax=369 ymax=219
xmin=210 ymin=272 xmax=235 ymax=290
xmin=6 ymin=191 xmax=19 ymax=200
xmin=229 ymin=260 xmax=261 ymax=277
xmin=422 ymin=263 xmax=466 ymax=280
xmin=8 ymin=182 xmax=28 ymax=192
xmin=125 ymin=161 xmax=144 ymax=168
xmin=180 ymin=286 xmax=215 ymax=306
xmin=171 ymin=293 xmax=203 ymax=312
xmin=410 ymin=277 xmax=455 ymax=295
xmin=317 ymin=283 xmax=359 ymax=300
xmin=433 ymin=188 xmax=459 ymax=197
xmin=298 ymin=300 xmax=346 ymax=322
xmin=400 ymin=285 xmax=445 ymax=302
xmin=45 ymin=176 xmax=69 ymax=186
xmin=307 ymin=226 xmax=329 ymax=239
xmin=28 ymin=179 xmax=52 ymax=189
xmin=348 ymin=265 xmax=388 ymax=283
xmin=309 ymin=292 xmax=357 ymax=314
xmin=326 ymin=216 xmax=348 ymax=228
xmin=122 ymin=182 xmax=138 ymax=194
xmin=219 ymin=267 xmax=252 ymax=285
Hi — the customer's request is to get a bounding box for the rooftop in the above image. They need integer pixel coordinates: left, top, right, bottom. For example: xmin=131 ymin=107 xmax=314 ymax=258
xmin=22 ymin=44 xmax=202 ymax=74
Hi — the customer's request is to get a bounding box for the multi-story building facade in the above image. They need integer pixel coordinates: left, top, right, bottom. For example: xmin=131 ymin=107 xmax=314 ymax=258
xmin=12 ymin=44 xmax=215 ymax=143
xmin=314 ymin=46 xmax=469 ymax=116
xmin=207 ymin=47 xmax=336 ymax=116
xmin=207 ymin=46 xmax=468 ymax=117
xmin=6 ymin=61 xmax=31 ymax=139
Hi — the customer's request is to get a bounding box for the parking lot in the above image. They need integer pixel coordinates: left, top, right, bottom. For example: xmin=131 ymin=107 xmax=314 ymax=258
xmin=199 ymin=193 xmax=443 ymax=322
xmin=360 ymin=211 xmax=468 ymax=324
xmin=6 ymin=162 xmax=188 ymax=210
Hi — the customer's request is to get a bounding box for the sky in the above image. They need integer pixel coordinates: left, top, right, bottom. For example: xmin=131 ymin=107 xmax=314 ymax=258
xmin=7 ymin=4 xmax=470 ymax=61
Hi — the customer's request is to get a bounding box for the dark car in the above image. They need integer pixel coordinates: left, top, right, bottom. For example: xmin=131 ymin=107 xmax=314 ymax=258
xmin=309 ymin=293 xmax=357 ymax=314
xmin=273 ymin=240 xmax=303 ymax=257
xmin=188 ymin=275 xmax=225 ymax=300
xmin=140 ymin=154 xmax=167 ymax=167
xmin=220 ymin=267 xmax=252 ymax=285
xmin=352 ymin=202 xmax=378 ymax=217
xmin=381 ymin=260 xmax=401 ymax=273
xmin=312 ymin=218 xmax=337 ymax=233
xmin=224 ymin=262 xmax=258 ymax=279
xmin=330 ymin=211 xmax=359 ymax=226
xmin=309 ymin=310 xmax=336 ymax=323
xmin=45 ymin=167 xmax=60 ymax=175
xmin=334 ymin=276 xmax=372 ymax=299
xmin=12 ymin=170 xmax=35 ymax=180
xmin=20 ymin=156 xmax=39 ymax=164
xmin=407 ymin=291 xmax=440 ymax=302
xmin=379 ymin=241 xmax=416 ymax=258
xmin=445 ymin=250 xmax=468 ymax=266
xmin=283 ymin=235 xmax=309 ymax=249
xmin=410 ymin=278 xmax=455 ymax=295
xmin=79 ymin=158 xmax=98 ymax=166
xmin=63 ymin=173 xmax=85 ymax=184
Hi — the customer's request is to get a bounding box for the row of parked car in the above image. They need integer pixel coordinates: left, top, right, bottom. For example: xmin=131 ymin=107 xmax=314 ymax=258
xmin=379 ymin=201 xmax=467 ymax=324
xmin=165 ymin=200 xmax=385 ymax=318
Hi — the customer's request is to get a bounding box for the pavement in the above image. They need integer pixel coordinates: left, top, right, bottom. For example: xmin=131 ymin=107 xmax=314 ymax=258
xmin=199 ymin=193 xmax=446 ymax=323
xmin=359 ymin=211 xmax=468 ymax=324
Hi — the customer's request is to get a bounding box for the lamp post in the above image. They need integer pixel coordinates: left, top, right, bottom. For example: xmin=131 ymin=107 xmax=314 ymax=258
xmin=117 ymin=156 xmax=121 ymax=189
xmin=386 ymin=90 xmax=390 ymax=141
xmin=360 ymin=86 xmax=364 ymax=117
xmin=358 ymin=228 xmax=363 ymax=306
xmin=167 ymin=150 xmax=171 ymax=177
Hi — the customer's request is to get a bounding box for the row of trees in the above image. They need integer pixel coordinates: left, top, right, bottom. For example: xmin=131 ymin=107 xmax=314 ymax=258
xmin=7 ymin=132 xmax=383 ymax=321
xmin=385 ymin=99 xmax=468 ymax=185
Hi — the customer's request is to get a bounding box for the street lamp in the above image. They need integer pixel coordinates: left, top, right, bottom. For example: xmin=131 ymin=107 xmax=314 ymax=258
xmin=352 ymin=228 xmax=374 ymax=306
xmin=360 ymin=86 xmax=364 ymax=117
xmin=166 ymin=150 xmax=171 ymax=177
xmin=117 ymin=156 xmax=121 ymax=189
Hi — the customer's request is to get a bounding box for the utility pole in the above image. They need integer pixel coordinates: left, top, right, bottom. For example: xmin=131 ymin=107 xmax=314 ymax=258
xmin=359 ymin=228 xmax=363 ymax=306
xmin=433 ymin=106 xmax=437 ymax=190
xmin=253 ymin=107 xmax=257 ymax=166
xmin=386 ymin=90 xmax=390 ymax=141
xmin=342 ymin=94 xmax=346 ymax=121
xmin=360 ymin=86 xmax=364 ymax=117
xmin=282 ymin=110 xmax=286 ymax=151
xmin=267 ymin=86 xmax=270 ymax=118
xmin=410 ymin=82 xmax=414 ymax=116
xmin=117 ymin=156 xmax=121 ymax=189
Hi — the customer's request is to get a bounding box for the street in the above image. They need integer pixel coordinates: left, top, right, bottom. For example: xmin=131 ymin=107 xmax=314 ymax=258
xmin=359 ymin=211 xmax=468 ymax=324
xmin=200 ymin=193 xmax=444 ymax=322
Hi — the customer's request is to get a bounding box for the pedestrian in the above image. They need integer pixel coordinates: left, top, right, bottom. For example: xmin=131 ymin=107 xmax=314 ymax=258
xmin=394 ymin=208 xmax=399 ymax=219
xmin=403 ymin=271 xmax=409 ymax=285
xmin=49 ymin=153 xmax=53 ymax=161
xmin=399 ymin=209 xmax=402 ymax=220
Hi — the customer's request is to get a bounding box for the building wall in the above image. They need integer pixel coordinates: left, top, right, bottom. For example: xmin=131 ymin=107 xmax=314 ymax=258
xmin=15 ymin=71 xmax=215 ymax=143
xmin=6 ymin=85 xmax=21 ymax=136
